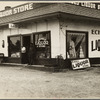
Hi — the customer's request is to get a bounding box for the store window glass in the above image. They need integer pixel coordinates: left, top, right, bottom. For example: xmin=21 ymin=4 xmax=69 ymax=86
xmin=8 ymin=36 xmax=21 ymax=58
xmin=67 ymin=32 xmax=86 ymax=58
xmin=34 ymin=32 xmax=50 ymax=58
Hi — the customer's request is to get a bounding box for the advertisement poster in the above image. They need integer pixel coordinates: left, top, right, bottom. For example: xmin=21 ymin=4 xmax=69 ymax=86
xmin=71 ymin=58 xmax=91 ymax=70
xmin=89 ymin=29 xmax=100 ymax=57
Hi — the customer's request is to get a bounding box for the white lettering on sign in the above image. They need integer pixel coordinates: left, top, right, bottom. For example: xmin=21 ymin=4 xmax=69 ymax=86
xmin=0 ymin=3 xmax=33 ymax=17
xmin=71 ymin=59 xmax=90 ymax=70
xmin=2 ymin=9 xmax=12 ymax=17
xmin=13 ymin=3 xmax=33 ymax=14
xmin=81 ymin=3 xmax=96 ymax=9
xmin=70 ymin=2 xmax=96 ymax=9
xmin=35 ymin=38 xmax=49 ymax=47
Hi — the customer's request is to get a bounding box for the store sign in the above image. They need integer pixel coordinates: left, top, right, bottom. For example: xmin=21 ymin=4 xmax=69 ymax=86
xmin=8 ymin=23 xmax=17 ymax=28
xmin=91 ymin=29 xmax=100 ymax=35
xmin=89 ymin=29 xmax=100 ymax=57
xmin=70 ymin=2 xmax=96 ymax=9
xmin=91 ymin=39 xmax=100 ymax=51
xmin=71 ymin=59 xmax=90 ymax=70
xmin=0 ymin=3 xmax=33 ymax=17
xmin=91 ymin=30 xmax=100 ymax=51
xmin=35 ymin=38 xmax=49 ymax=47
xmin=70 ymin=2 xmax=100 ymax=10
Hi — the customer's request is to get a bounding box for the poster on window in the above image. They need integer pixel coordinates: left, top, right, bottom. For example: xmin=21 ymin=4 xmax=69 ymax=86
xmin=35 ymin=38 xmax=49 ymax=47
xmin=89 ymin=30 xmax=100 ymax=57
xmin=71 ymin=58 xmax=90 ymax=70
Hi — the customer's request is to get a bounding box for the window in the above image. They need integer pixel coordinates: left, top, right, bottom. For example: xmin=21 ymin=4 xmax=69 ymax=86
xmin=67 ymin=32 xmax=87 ymax=59
xmin=8 ymin=36 xmax=21 ymax=58
xmin=34 ymin=32 xmax=50 ymax=58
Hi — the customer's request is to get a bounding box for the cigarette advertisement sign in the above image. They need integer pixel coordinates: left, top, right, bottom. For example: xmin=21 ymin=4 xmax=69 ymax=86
xmin=71 ymin=59 xmax=90 ymax=70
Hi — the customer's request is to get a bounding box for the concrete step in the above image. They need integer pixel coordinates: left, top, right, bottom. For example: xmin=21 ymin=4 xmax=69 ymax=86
xmin=0 ymin=63 xmax=45 ymax=67
xmin=91 ymin=64 xmax=100 ymax=67
xmin=0 ymin=63 xmax=61 ymax=72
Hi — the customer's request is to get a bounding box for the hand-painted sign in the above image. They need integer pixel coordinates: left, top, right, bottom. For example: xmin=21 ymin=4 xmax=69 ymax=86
xmin=89 ymin=29 xmax=100 ymax=57
xmin=91 ymin=39 xmax=100 ymax=51
xmin=0 ymin=3 xmax=33 ymax=17
xmin=70 ymin=2 xmax=96 ymax=9
xmin=91 ymin=30 xmax=100 ymax=35
xmin=8 ymin=23 xmax=17 ymax=28
xmin=71 ymin=59 xmax=90 ymax=70
xmin=70 ymin=2 xmax=100 ymax=10
xmin=91 ymin=30 xmax=100 ymax=51
xmin=35 ymin=38 xmax=49 ymax=47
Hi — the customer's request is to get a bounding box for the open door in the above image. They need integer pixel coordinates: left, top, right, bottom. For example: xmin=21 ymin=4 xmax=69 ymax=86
xmin=21 ymin=35 xmax=31 ymax=64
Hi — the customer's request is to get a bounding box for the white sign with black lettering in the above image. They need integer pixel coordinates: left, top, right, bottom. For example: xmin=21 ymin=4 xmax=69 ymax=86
xmin=71 ymin=59 xmax=90 ymax=70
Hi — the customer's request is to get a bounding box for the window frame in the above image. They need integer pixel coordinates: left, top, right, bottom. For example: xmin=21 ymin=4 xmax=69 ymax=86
xmin=66 ymin=30 xmax=88 ymax=59
xmin=8 ymin=35 xmax=21 ymax=58
xmin=33 ymin=31 xmax=51 ymax=59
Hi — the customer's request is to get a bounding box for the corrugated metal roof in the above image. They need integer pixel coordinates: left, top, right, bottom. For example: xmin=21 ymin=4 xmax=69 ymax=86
xmin=0 ymin=3 xmax=100 ymax=26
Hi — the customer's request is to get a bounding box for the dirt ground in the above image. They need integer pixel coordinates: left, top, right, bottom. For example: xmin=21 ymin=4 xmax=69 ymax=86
xmin=0 ymin=65 xmax=100 ymax=99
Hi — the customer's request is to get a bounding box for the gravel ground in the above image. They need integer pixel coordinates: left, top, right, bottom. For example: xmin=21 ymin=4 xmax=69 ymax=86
xmin=0 ymin=66 xmax=100 ymax=99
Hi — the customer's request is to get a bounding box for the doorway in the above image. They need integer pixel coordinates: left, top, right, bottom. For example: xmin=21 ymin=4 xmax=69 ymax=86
xmin=21 ymin=35 xmax=31 ymax=64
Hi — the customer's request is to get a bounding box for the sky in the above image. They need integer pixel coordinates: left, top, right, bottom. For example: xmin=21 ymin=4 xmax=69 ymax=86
xmin=0 ymin=1 xmax=30 ymax=11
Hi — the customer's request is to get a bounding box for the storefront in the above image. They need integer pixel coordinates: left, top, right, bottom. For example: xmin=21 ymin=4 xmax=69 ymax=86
xmin=0 ymin=2 xmax=100 ymax=68
xmin=7 ymin=30 xmax=51 ymax=64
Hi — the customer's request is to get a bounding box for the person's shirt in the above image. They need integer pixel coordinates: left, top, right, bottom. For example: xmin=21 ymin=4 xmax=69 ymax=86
xmin=28 ymin=46 xmax=34 ymax=55
xmin=21 ymin=47 xmax=26 ymax=53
